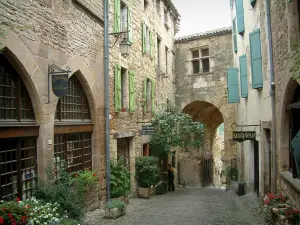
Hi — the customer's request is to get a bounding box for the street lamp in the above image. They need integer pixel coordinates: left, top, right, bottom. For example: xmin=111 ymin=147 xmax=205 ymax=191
xmin=119 ymin=38 xmax=131 ymax=58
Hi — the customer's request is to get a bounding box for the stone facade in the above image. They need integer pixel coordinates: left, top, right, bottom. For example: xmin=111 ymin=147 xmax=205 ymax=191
xmin=174 ymin=28 xmax=236 ymax=187
xmin=0 ymin=0 xmax=106 ymax=202
xmin=270 ymin=0 xmax=300 ymax=207
xmin=108 ymin=0 xmax=179 ymax=192
xmin=230 ymin=0 xmax=273 ymax=196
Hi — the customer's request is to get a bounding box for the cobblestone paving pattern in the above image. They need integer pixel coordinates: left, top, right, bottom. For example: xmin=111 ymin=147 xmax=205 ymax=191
xmin=83 ymin=188 xmax=265 ymax=225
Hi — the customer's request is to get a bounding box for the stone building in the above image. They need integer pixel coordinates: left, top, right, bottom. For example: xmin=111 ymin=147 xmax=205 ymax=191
xmin=228 ymin=0 xmax=273 ymax=196
xmin=174 ymin=28 xmax=236 ymax=187
xmin=270 ymin=0 xmax=300 ymax=207
xmin=108 ymin=0 xmax=180 ymax=190
xmin=0 ymin=0 xmax=106 ymax=203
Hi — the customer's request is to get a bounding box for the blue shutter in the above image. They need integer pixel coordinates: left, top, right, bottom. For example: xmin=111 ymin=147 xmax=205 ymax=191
xmin=239 ymin=54 xmax=248 ymax=98
xmin=250 ymin=0 xmax=256 ymax=7
xmin=250 ymin=29 xmax=263 ymax=89
xmin=227 ymin=68 xmax=240 ymax=103
xmin=233 ymin=18 xmax=238 ymax=52
xmin=236 ymin=0 xmax=245 ymax=35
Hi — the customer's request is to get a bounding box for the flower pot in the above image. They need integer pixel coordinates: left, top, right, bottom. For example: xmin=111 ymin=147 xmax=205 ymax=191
xmin=105 ymin=207 xmax=126 ymax=219
xmin=138 ymin=187 xmax=152 ymax=199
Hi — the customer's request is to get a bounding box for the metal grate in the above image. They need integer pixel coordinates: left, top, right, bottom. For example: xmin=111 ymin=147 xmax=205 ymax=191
xmin=54 ymin=133 xmax=92 ymax=174
xmin=0 ymin=138 xmax=36 ymax=201
xmin=0 ymin=56 xmax=35 ymax=121
xmin=55 ymin=76 xmax=91 ymax=121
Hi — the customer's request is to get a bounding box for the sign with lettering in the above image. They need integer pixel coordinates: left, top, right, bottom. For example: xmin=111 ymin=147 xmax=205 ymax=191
xmin=52 ymin=74 xmax=69 ymax=97
xmin=232 ymin=131 xmax=256 ymax=142
xmin=141 ymin=125 xmax=155 ymax=135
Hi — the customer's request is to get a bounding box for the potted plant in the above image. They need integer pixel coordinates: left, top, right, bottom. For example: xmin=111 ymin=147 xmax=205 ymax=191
xmin=135 ymin=156 xmax=159 ymax=199
xmin=104 ymin=200 xmax=126 ymax=219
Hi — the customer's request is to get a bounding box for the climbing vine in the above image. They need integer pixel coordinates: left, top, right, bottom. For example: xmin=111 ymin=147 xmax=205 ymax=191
xmin=150 ymin=103 xmax=204 ymax=157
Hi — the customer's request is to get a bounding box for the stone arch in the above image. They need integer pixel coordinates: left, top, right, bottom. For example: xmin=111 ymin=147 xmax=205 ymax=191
xmin=279 ymin=78 xmax=300 ymax=170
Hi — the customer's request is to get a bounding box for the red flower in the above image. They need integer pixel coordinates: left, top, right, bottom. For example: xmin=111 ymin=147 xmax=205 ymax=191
xmin=264 ymin=200 xmax=269 ymax=205
xmin=12 ymin=222 xmax=16 ymax=225
xmin=1 ymin=207 xmax=5 ymax=211
xmin=93 ymin=173 xmax=97 ymax=177
xmin=16 ymin=198 xmax=20 ymax=202
xmin=27 ymin=205 xmax=31 ymax=209
xmin=75 ymin=173 xmax=79 ymax=178
xmin=0 ymin=216 xmax=4 ymax=224
xmin=21 ymin=215 xmax=26 ymax=221
xmin=8 ymin=213 xmax=12 ymax=218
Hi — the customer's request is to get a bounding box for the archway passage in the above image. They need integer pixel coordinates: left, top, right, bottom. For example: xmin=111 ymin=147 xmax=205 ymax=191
xmin=0 ymin=54 xmax=38 ymax=201
xmin=178 ymin=101 xmax=225 ymax=188
xmin=53 ymin=74 xmax=93 ymax=174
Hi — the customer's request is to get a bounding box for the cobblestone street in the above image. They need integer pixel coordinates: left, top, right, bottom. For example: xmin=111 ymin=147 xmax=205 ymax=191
xmin=84 ymin=187 xmax=265 ymax=225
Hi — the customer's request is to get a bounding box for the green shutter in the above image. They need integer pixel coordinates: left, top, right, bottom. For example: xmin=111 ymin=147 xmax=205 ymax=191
xmin=250 ymin=29 xmax=263 ymax=89
xmin=233 ymin=18 xmax=238 ymax=52
xmin=129 ymin=70 xmax=135 ymax=113
xmin=143 ymin=79 xmax=147 ymax=112
xmin=151 ymin=80 xmax=155 ymax=114
xmin=227 ymin=68 xmax=240 ymax=103
xmin=239 ymin=54 xmax=248 ymax=98
xmin=114 ymin=64 xmax=122 ymax=112
xmin=236 ymin=0 xmax=245 ymax=35
xmin=114 ymin=0 xmax=120 ymax=33
xmin=127 ymin=7 xmax=133 ymax=43
xmin=150 ymin=30 xmax=154 ymax=59
xmin=250 ymin=0 xmax=256 ymax=7
xmin=142 ymin=22 xmax=147 ymax=54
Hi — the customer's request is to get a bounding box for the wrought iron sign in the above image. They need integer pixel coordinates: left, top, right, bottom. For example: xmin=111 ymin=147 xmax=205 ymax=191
xmin=48 ymin=64 xmax=71 ymax=103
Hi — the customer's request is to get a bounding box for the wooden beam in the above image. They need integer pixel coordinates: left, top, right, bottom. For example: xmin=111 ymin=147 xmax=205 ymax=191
xmin=54 ymin=124 xmax=94 ymax=134
xmin=0 ymin=125 xmax=39 ymax=138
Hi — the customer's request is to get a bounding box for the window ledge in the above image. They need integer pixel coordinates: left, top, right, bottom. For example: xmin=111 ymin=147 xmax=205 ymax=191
xmin=280 ymin=171 xmax=300 ymax=194
xmin=189 ymin=72 xmax=214 ymax=76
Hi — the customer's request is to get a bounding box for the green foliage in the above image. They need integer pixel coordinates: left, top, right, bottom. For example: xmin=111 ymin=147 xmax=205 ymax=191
xmin=105 ymin=200 xmax=126 ymax=209
xmin=60 ymin=219 xmax=82 ymax=225
xmin=154 ymin=181 xmax=168 ymax=195
xmin=33 ymin=167 xmax=99 ymax=220
xmin=135 ymin=156 xmax=160 ymax=188
xmin=110 ymin=157 xmax=131 ymax=198
xmin=221 ymin=167 xmax=238 ymax=181
xmin=150 ymin=103 xmax=204 ymax=157
xmin=0 ymin=200 xmax=28 ymax=224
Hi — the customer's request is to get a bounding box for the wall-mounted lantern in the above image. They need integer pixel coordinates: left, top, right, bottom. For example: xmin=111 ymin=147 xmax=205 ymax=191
xmin=109 ymin=30 xmax=131 ymax=58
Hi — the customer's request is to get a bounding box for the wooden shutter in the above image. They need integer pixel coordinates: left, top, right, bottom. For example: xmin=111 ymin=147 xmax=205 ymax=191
xmin=236 ymin=0 xmax=245 ymax=35
xmin=142 ymin=22 xmax=147 ymax=54
xmin=151 ymin=80 xmax=155 ymax=114
xmin=250 ymin=0 xmax=256 ymax=7
xmin=129 ymin=70 xmax=135 ymax=113
xmin=227 ymin=68 xmax=240 ymax=103
xmin=114 ymin=0 xmax=120 ymax=33
xmin=143 ymin=79 xmax=147 ymax=112
xmin=233 ymin=18 xmax=238 ymax=52
xmin=250 ymin=29 xmax=263 ymax=89
xmin=239 ymin=54 xmax=248 ymax=98
xmin=127 ymin=7 xmax=133 ymax=43
xmin=114 ymin=64 xmax=122 ymax=112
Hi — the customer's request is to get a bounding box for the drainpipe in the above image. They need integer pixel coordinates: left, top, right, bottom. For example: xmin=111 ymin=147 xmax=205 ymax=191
xmin=104 ymin=0 xmax=111 ymax=203
xmin=265 ymin=0 xmax=277 ymax=193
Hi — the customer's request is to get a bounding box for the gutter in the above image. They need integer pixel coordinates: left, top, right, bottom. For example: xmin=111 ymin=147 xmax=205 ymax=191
xmin=104 ymin=0 xmax=111 ymax=203
xmin=265 ymin=0 xmax=277 ymax=192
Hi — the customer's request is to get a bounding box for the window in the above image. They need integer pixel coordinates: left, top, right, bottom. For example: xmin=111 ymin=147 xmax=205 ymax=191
xmin=191 ymin=48 xmax=210 ymax=74
xmin=143 ymin=79 xmax=155 ymax=113
xmin=142 ymin=22 xmax=152 ymax=55
xmin=117 ymin=138 xmax=130 ymax=168
xmin=0 ymin=55 xmax=38 ymax=201
xmin=156 ymin=36 xmax=161 ymax=69
xmin=54 ymin=75 xmax=93 ymax=174
xmin=156 ymin=0 xmax=161 ymax=16
xmin=165 ymin=46 xmax=168 ymax=74
xmin=120 ymin=67 xmax=128 ymax=109
xmin=164 ymin=9 xmax=169 ymax=29
xmin=144 ymin=0 xmax=149 ymax=12
xmin=120 ymin=2 xmax=128 ymax=32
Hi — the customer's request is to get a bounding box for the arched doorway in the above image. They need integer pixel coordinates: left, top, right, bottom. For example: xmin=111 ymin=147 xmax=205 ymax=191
xmin=0 ymin=54 xmax=38 ymax=201
xmin=53 ymin=74 xmax=93 ymax=174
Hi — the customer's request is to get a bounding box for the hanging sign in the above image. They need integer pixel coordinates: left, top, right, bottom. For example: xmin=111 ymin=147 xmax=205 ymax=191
xmin=141 ymin=125 xmax=155 ymax=135
xmin=48 ymin=64 xmax=71 ymax=99
xmin=232 ymin=131 xmax=256 ymax=142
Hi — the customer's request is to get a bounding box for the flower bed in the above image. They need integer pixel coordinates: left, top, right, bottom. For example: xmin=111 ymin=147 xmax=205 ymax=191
xmin=263 ymin=193 xmax=300 ymax=225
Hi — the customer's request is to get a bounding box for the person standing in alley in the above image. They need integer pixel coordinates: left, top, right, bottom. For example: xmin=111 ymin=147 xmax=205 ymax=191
xmin=168 ymin=163 xmax=175 ymax=192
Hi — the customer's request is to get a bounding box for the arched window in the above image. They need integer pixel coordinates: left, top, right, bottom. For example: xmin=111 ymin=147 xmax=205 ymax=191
xmin=0 ymin=55 xmax=38 ymax=201
xmin=54 ymin=75 xmax=93 ymax=173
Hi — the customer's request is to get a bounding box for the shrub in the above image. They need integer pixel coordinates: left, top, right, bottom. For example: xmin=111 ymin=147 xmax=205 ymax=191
xmin=0 ymin=199 xmax=28 ymax=224
xmin=105 ymin=200 xmax=126 ymax=209
xmin=135 ymin=156 xmax=160 ymax=188
xmin=110 ymin=157 xmax=131 ymax=198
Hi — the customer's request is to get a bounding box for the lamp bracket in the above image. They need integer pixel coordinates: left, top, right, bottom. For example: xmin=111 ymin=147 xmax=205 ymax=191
xmin=109 ymin=30 xmax=131 ymax=48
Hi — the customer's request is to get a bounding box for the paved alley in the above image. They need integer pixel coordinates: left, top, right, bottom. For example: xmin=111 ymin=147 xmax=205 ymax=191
xmin=84 ymin=188 xmax=265 ymax=225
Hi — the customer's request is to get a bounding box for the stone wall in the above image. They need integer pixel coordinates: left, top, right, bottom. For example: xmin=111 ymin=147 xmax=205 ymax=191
xmin=0 ymin=0 xmax=106 ymax=202
xmin=270 ymin=0 xmax=300 ymax=204
xmin=174 ymin=30 xmax=236 ymax=187
xmin=108 ymin=0 xmax=179 ymax=192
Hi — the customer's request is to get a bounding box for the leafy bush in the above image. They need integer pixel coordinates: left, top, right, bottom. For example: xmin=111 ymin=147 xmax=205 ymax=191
xmin=105 ymin=200 xmax=126 ymax=209
xmin=154 ymin=181 xmax=167 ymax=195
xmin=110 ymin=157 xmax=131 ymax=198
xmin=34 ymin=167 xmax=99 ymax=220
xmin=0 ymin=199 xmax=28 ymax=224
xmin=135 ymin=156 xmax=159 ymax=188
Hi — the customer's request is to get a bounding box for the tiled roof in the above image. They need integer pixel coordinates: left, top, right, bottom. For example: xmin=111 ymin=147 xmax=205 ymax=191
xmin=175 ymin=27 xmax=232 ymax=43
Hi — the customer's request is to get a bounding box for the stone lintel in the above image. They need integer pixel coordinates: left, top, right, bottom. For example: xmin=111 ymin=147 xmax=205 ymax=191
xmin=114 ymin=131 xmax=136 ymax=139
